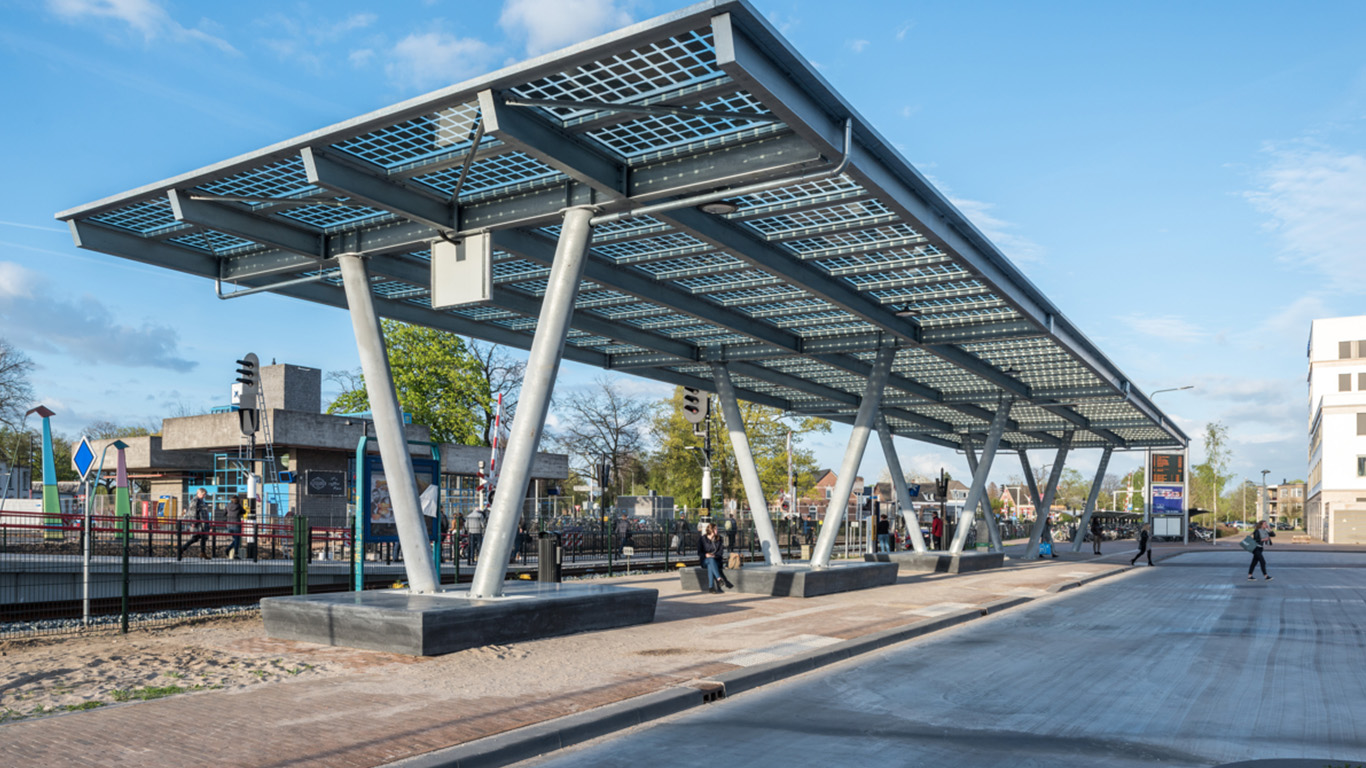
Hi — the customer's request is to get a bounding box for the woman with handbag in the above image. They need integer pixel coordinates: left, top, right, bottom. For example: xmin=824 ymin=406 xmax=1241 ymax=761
xmin=697 ymin=523 xmax=732 ymax=593
xmin=1247 ymin=521 xmax=1273 ymax=581
xmin=1129 ymin=523 xmax=1153 ymax=566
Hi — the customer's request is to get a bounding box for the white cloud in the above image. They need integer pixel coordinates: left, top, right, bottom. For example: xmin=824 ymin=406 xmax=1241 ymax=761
xmin=257 ymin=10 xmax=376 ymax=71
xmin=1245 ymin=143 xmax=1366 ymax=287
xmin=499 ymin=0 xmax=634 ymax=57
xmin=47 ymin=0 xmax=236 ymax=54
xmin=0 ymin=261 xmax=195 ymax=370
xmin=1116 ymin=314 xmax=1207 ymax=345
xmin=385 ymin=31 xmax=499 ymax=91
xmin=894 ymin=22 xmax=914 ymax=41
xmin=947 ymin=195 xmax=1044 ymax=264
xmin=848 ymin=39 xmax=870 ymax=54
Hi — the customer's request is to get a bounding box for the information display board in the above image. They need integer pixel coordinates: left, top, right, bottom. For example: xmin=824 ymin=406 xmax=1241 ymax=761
xmin=1151 ymin=453 xmax=1185 ymax=484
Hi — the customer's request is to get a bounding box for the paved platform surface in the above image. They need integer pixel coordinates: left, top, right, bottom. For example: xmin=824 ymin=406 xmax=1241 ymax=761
xmin=517 ymin=550 xmax=1366 ymax=768
xmin=4 ymin=543 xmax=1358 ymax=768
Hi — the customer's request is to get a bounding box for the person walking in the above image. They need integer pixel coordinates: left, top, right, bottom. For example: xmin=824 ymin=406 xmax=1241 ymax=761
xmin=724 ymin=513 xmax=737 ymax=550
xmin=465 ymin=508 xmax=485 ymax=564
xmin=1129 ymin=523 xmax=1154 ymax=566
xmin=223 ymin=493 xmax=246 ymax=559
xmin=178 ymin=487 xmax=213 ymax=560
xmin=1039 ymin=517 xmax=1059 ymax=558
xmin=876 ymin=513 xmax=891 ymax=553
xmin=1248 ymin=520 xmax=1273 ymax=581
xmin=697 ymin=522 xmax=732 ymax=593
xmin=931 ymin=514 xmax=944 ymax=550
xmin=1090 ymin=515 xmax=1103 ymax=556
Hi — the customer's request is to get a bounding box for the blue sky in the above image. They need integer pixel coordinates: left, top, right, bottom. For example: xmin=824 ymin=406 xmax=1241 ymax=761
xmin=2 ymin=0 xmax=1364 ymax=492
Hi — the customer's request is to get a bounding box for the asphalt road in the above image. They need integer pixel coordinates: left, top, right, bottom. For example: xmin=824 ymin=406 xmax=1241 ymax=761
xmin=522 ymin=550 xmax=1366 ymax=768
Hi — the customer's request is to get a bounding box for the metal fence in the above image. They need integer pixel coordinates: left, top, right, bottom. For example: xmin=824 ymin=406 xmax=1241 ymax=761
xmin=0 ymin=508 xmax=351 ymax=638
xmin=2 ymin=511 xmax=875 ymax=639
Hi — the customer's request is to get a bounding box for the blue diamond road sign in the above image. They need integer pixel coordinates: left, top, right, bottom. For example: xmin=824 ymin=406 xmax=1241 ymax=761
xmin=73 ymin=436 xmax=96 ymax=480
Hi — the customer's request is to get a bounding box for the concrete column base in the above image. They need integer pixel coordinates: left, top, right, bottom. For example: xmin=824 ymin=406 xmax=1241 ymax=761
xmin=864 ymin=550 xmax=1005 ymax=573
xmin=262 ymin=582 xmax=657 ymax=656
xmin=679 ymin=561 xmax=898 ymax=598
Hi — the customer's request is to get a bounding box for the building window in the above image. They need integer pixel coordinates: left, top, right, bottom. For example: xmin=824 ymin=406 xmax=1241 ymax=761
xmin=1359 ymin=412 xmax=1366 ymax=436
xmin=1359 ymin=456 xmax=1366 ymax=477
xmin=1359 ymin=340 xmax=1366 ymax=357
xmin=1360 ymin=372 xmax=1366 ymax=391
xmin=1342 ymin=373 xmax=1353 ymax=392
xmin=1342 ymin=341 xmax=1354 ymax=359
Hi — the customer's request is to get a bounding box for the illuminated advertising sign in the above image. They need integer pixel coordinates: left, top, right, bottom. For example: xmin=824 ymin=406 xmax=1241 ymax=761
xmin=1152 ymin=485 xmax=1184 ymax=515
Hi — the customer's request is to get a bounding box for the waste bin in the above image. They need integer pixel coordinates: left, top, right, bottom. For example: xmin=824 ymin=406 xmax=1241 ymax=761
xmin=538 ymin=531 xmax=562 ymax=583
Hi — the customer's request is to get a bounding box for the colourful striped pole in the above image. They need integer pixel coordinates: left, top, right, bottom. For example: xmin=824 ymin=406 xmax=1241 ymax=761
xmin=27 ymin=406 xmax=61 ymax=540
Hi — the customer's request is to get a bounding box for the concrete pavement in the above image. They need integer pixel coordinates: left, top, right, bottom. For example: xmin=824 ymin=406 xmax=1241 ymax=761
xmin=6 ymin=542 xmax=1357 ymax=768
xmin=509 ymin=549 xmax=1366 ymax=768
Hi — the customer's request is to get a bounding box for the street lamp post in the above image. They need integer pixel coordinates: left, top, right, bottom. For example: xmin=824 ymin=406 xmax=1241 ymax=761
xmin=1261 ymin=469 xmax=1271 ymax=524
xmin=1145 ymin=386 xmax=1194 ymax=535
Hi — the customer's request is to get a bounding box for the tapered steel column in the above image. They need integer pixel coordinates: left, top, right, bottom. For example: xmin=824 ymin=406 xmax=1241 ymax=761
xmin=963 ymin=440 xmax=1004 ymax=552
xmin=337 ymin=252 xmax=437 ymax=594
xmin=711 ymin=363 xmax=783 ymax=565
xmin=470 ymin=206 xmax=595 ymax=598
xmin=950 ymin=400 xmax=1012 ymax=554
xmin=1023 ymin=432 xmax=1073 ymax=557
xmin=1071 ymin=447 xmax=1112 ymax=552
xmin=875 ymin=414 xmax=925 ymax=553
xmin=811 ymin=346 xmax=896 ymax=568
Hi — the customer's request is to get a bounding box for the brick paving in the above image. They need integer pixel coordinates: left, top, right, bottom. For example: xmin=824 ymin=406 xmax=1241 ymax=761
xmin=2 ymin=547 xmax=1184 ymax=768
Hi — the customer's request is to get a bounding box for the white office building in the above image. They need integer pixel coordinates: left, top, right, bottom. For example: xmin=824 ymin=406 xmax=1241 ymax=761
xmin=1306 ymin=315 xmax=1366 ymax=543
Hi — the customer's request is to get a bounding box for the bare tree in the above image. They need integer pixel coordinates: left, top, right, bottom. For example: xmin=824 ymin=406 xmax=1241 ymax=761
xmin=469 ymin=340 xmax=525 ymax=447
xmin=548 ymin=377 xmax=650 ymax=496
xmin=0 ymin=338 xmax=35 ymax=428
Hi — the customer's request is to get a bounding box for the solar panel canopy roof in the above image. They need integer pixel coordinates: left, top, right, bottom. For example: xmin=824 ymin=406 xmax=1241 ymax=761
xmin=57 ymin=0 xmax=1187 ymax=454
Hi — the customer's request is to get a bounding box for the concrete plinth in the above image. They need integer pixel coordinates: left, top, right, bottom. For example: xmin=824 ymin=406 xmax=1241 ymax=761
xmin=261 ymin=582 xmax=657 ymax=656
xmin=679 ymin=561 xmax=898 ymax=598
xmin=864 ymin=550 xmax=1004 ymax=574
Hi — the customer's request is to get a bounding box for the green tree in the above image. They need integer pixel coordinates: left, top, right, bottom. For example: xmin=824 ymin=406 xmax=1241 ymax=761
xmin=644 ymin=388 xmax=828 ymax=511
xmin=326 ymin=320 xmax=489 ymax=445
xmin=1191 ymin=421 xmax=1233 ymax=527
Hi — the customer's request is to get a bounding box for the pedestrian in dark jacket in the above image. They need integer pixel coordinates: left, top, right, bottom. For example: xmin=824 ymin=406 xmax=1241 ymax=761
xmin=1090 ymin=515 xmax=1103 ymax=555
xmin=1248 ymin=521 xmax=1273 ymax=580
xmin=178 ymin=488 xmax=213 ymax=559
xmin=223 ymin=494 xmax=245 ymax=559
xmin=698 ymin=523 xmax=732 ymax=593
xmin=1129 ymin=523 xmax=1153 ymax=566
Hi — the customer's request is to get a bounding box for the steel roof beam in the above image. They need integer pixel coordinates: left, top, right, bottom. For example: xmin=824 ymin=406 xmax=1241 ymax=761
xmin=713 ymin=12 xmax=1181 ymax=447
xmin=167 ymin=189 xmax=322 ymax=258
xmin=479 ymin=89 xmax=626 ymax=199
xmin=659 ymin=207 xmax=923 ymax=344
xmin=301 ymin=147 xmax=455 ymax=231
xmin=494 ymin=228 xmax=805 ymax=353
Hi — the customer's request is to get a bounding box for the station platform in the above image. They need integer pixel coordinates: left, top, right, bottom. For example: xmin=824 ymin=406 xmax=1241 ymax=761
xmin=0 ymin=547 xmax=1189 ymax=767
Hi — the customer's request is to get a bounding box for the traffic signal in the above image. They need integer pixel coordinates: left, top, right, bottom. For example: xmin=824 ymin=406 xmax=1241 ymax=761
xmin=596 ymin=459 xmax=612 ymax=488
xmin=681 ymin=387 xmax=709 ymax=424
xmin=233 ymin=353 xmax=259 ymax=407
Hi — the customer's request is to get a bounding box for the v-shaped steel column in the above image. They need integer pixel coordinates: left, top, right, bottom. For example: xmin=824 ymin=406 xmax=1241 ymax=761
xmin=950 ymin=400 xmax=1012 ymax=554
xmin=338 ymin=252 xmax=437 ymax=594
xmin=810 ymin=346 xmax=896 ymax=568
xmin=1071 ymin=447 xmax=1113 ymax=552
xmin=875 ymin=414 xmax=926 ymax=553
xmin=1022 ymin=431 xmax=1073 ymax=557
xmin=470 ymin=206 xmax=596 ymax=598
xmin=963 ymin=439 xmax=1004 ymax=552
xmin=711 ymin=363 xmax=784 ymax=565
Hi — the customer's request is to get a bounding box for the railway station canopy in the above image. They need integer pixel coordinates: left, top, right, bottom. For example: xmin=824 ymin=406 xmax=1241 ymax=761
xmin=57 ymin=0 xmax=1187 ymax=454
